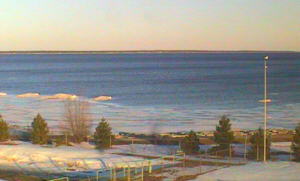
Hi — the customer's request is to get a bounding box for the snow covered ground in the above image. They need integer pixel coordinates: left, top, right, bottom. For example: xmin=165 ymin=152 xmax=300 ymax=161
xmin=0 ymin=142 xmax=174 ymax=175
xmin=194 ymin=161 xmax=300 ymax=181
xmin=158 ymin=166 xmax=219 ymax=181
xmin=1 ymin=141 xmax=296 ymax=180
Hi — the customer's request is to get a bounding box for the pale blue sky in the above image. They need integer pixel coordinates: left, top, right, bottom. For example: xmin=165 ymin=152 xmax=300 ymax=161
xmin=0 ymin=0 xmax=299 ymax=51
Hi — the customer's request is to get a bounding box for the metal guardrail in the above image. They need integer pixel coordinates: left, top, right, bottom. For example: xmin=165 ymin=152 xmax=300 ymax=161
xmin=48 ymin=177 xmax=69 ymax=181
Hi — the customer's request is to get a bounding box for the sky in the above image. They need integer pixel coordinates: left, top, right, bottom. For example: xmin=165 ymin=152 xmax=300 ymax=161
xmin=0 ymin=0 xmax=299 ymax=51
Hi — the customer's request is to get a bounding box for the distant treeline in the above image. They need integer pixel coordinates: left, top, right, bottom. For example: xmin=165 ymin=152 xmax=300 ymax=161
xmin=0 ymin=50 xmax=298 ymax=55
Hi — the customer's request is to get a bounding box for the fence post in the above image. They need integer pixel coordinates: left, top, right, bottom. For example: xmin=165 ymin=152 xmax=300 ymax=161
xmin=141 ymin=166 xmax=144 ymax=181
xmin=113 ymin=167 xmax=116 ymax=181
xmin=184 ymin=153 xmax=186 ymax=168
xmin=244 ymin=134 xmax=247 ymax=161
xmin=257 ymin=145 xmax=259 ymax=161
xmin=96 ymin=170 xmax=99 ymax=181
xmin=110 ymin=167 xmax=113 ymax=181
xmin=229 ymin=145 xmax=232 ymax=160
xmin=148 ymin=160 xmax=152 ymax=174
xmin=199 ymin=158 xmax=201 ymax=174
xmin=128 ymin=165 xmax=131 ymax=181
xmin=160 ymin=157 xmax=163 ymax=171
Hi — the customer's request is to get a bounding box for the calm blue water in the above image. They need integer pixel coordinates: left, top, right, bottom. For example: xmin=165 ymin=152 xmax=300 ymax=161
xmin=0 ymin=53 xmax=299 ymax=133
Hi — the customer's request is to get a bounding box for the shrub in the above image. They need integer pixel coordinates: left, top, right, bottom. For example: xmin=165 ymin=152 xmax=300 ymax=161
xmin=292 ymin=122 xmax=300 ymax=161
xmin=54 ymin=135 xmax=71 ymax=147
xmin=248 ymin=127 xmax=271 ymax=161
xmin=61 ymin=99 xmax=91 ymax=143
xmin=0 ymin=115 xmax=9 ymax=142
xmin=182 ymin=130 xmax=199 ymax=154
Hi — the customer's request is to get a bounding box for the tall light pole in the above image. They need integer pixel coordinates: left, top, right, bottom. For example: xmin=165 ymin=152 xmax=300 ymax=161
xmin=244 ymin=134 xmax=248 ymax=161
xmin=263 ymin=56 xmax=268 ymax=162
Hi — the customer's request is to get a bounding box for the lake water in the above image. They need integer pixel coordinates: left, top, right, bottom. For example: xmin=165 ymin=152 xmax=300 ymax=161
xmin=0 ymin=53 xmax=299 ymax=133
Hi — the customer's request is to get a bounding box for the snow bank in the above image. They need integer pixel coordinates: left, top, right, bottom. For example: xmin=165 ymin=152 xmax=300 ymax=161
xmin=194 ymin=161 xmax=300 ymax=181
xmin=0 ymin=142 xmax=172 ymax=174
xmin=93 ymin=96 xmax=112 ymax=101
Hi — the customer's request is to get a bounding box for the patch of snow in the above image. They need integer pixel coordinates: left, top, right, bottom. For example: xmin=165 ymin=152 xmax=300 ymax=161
xmin=159 ymin=166 xmax=219 ymax=181
xmin=0 ymin=142 xmax=172 ymax=174
xmin=194 ymin=161 xmax=300 ymax=181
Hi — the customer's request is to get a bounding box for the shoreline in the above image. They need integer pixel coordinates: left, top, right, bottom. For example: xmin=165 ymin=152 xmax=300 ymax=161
xmin=1 ymin=93 xmax=299 ymax=133
xmin=8 ymin=125 xmax=294 ymax=144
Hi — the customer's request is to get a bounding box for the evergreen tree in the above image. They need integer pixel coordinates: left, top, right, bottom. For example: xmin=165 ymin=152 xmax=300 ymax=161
xmin=249 ymin=127 xmax=271 ymax=161
xmin=0 ymin=115 xmax=9 ymax=142
xmin=94 ymin=118 xmax=112 ymax=149
xmin=182 ymin=130 xmax=199 ymax=154
xmin=292 ymin=122 xmax=300 ymax=161
xmin=214 ymin=115 xmax=234 ymax=150
xmin=31 ymin=113 xmax=49 ymax=145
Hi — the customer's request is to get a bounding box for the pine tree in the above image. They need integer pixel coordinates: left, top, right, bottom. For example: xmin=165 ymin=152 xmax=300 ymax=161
xmin=94 ymin=118 xmax=112 ymax=149
xmin=182 ymin=130 xmax=199 ymax=154
xmin=31 ymin=113 xmax=49 ymax=145
xmin=249 ymin=127 xmax=271 ymax=161
xmin=214 ymin=115 xmax=234 ymax=150
xmin=292 ymin=122 xmax=300 ymax=161
xmin=0 ymin=115 xmax=9 ymax=142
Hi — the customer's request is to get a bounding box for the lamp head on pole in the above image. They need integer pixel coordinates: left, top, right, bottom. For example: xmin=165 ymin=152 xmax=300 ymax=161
xmin=264 ymin=56 xmax=269 ymax=60
xmin=264 ymin=56 xmax=268 ymax=69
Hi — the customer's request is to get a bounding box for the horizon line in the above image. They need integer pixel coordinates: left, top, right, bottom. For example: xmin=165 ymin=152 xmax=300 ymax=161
xmin=0 ymin=50 xmax=299 ymax=55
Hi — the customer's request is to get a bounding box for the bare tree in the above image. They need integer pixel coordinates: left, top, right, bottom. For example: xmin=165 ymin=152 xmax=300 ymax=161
xmin=60 ymin=98 xmax=91 ymax=143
